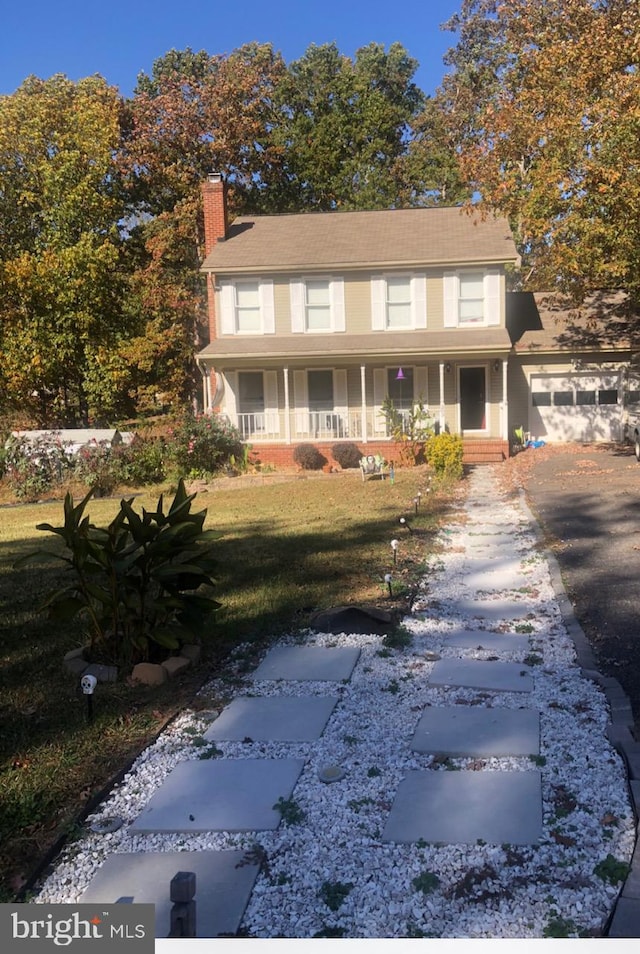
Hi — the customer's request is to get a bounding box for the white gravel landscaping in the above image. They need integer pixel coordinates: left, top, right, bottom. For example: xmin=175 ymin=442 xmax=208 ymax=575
xmin=32 ymin=469 xmax=636 ymax=938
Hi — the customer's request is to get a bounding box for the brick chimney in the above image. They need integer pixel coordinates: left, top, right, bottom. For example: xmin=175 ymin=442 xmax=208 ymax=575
xmin=201 ymin=172 xmax=228 ymax=256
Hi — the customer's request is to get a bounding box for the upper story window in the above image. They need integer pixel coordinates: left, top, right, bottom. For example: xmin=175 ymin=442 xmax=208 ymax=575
xmin=235 ymin=282 xmax=261 ymax=332
xmin=458 ymin=272 xmax=485 ymax=324
xmin=305 ymin=280 xmax=332 ymax=331
xmin=443 ymin=270 xmax=501 ymax=328
xmin=219 ymin=278 xmax=275 ymax=335
xmin=371 ymin=274 xmax=427 ymax=331
xmin=290 ymin=277 xmax=345 ymax=333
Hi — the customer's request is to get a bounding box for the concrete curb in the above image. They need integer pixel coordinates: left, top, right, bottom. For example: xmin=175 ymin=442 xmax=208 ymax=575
xmin=518 ymin=489 xmax=640 ymax=938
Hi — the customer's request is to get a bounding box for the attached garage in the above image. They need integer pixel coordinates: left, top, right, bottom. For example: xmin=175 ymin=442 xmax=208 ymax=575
xmin=528 ymin=372 xmax=623 ymax=443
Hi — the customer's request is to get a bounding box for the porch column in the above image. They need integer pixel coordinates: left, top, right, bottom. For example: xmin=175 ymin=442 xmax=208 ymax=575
xmin=199 ymin=362 xmax=211 ymax=412
xmin=283 ymin=367 xmax=291 ymax=444
xmin=438 ymin=361 xmax=446 ymax=432
xmin=360 ymin=365 xmax=368 ymax=444
xmin=501 ymin=359 xmax=509 ymax=440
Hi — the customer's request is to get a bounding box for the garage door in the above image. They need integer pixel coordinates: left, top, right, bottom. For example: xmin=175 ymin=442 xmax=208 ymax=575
xmin=529 ymin=372 xmax=623 ymax=442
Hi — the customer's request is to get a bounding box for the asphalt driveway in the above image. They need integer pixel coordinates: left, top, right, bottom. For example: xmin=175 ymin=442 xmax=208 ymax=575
xmin=500 ymin=442 xmax=640 ymax=735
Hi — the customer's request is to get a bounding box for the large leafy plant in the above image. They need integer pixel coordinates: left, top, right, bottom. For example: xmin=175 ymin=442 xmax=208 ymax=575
xmin=17 ymin=480 xmax=221 ymax=669
xmin=380 ymin=396 xmax=434 ymax=466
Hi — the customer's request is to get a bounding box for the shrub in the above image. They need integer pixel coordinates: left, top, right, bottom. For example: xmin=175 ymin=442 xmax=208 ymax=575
xmin=115 ymin=434 xmax=166 ymax=486
xmin=166 ymin=413 xmax=244 ymax=479
xmin=426 ymin=432 xmax=464 ymax=479
xmin=3 ymin=434 xmax=72 ymax=501
xmin=293 ymin=443 xmax=327 ymax=470
xmin=331 ymin=442 xmax=362 ymax=469
xmin=73 ymin=441 xmax=120 ymax=497
xmin=15 ymin=480 xmax=221 ymax=669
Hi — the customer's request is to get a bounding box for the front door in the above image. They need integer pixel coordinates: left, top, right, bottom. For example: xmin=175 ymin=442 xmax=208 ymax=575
xmin=460 ymin=366 xmax=487 ymax=431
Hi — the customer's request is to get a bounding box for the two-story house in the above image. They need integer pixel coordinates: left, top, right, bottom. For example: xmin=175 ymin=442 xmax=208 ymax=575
xmin=196 ymin=172 xmax=521 ymax=466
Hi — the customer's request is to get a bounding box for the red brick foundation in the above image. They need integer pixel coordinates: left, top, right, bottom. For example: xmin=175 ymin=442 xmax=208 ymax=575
xmin=248 ymin=439 xmax=510 ymax=470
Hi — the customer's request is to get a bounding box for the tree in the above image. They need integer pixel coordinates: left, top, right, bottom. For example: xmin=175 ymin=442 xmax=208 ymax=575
xmin=270 ymin=42 xmax=425 ymax=210
xmin=393 ymin=95 xmax=471 ymax=207
xmin=0 ymin=75 xmax=128 ymax=425
xmin=438 ymin=0 xmax=640 ymax=308
xmin=115 ymin=45 xmax=289 ymax=414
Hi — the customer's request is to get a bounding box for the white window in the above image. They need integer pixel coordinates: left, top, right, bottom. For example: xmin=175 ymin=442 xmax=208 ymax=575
xmin=290 ymin=277 xmax=345 ymax=333
xmin=219 ymin=279 xmax=275 ymax=335
xmin=443 ymin=270 xmax=501 ymax=327
xmin=371 ymin=274 xmax=427 ymax=330
xmin=459 ymin=272 xmax=485 ymax=324
xmin=305 ymin=280 xmax=332 ymax=331
xmin=235 ymin=282 xmax=261 ymax=332
xmin=386 ymin=277 xmax=413 ymax=329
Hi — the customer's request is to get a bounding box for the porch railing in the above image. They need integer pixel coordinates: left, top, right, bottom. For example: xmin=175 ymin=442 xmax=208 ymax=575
xmin=236 ymin=412 xmax=281 ymax=441
xmin=233 ymin=410 xmax=409 ymax=442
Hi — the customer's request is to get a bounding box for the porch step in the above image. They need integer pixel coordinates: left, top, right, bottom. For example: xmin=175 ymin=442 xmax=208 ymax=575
xmin=462 ymin=440 xmax=509 ymax=465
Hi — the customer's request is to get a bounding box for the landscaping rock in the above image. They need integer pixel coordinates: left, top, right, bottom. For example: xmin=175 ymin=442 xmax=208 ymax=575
xmin=63 ymin=648 xmax=90 ymax=676
xmin=130 ymin=663 xmax=168 ymax=686
xmin=162 ymin=656 xmax=191 ymax=678
xmin=83 ymin=663 xmax=118 ymax=683
xmin=180 ymin=644 xmax=202 ymax=665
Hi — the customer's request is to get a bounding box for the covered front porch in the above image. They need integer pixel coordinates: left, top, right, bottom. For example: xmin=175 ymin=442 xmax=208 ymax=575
xmin=200 ymin=357 xmax=512 ymax=449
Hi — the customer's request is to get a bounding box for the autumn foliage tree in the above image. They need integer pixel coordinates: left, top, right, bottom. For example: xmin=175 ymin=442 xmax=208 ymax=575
xmin=437 ymin=0 xmax=640 ymax=308
xmin=0 ymin=75 xmax=128 ymax=425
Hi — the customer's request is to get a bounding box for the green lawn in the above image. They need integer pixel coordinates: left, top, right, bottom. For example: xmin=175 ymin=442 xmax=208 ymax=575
xmin=0 ymin=465 xmax=458 ymax=900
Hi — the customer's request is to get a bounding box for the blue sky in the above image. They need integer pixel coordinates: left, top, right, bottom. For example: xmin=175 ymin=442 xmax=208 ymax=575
xmin=1 ymin=0 xmax=462 ymax=99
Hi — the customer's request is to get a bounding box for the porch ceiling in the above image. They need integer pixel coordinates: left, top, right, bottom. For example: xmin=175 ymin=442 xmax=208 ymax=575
xmin=198 ymin=329 xmax=513 ymax=365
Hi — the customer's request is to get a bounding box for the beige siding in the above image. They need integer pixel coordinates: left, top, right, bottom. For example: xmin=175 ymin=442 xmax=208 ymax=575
xmin=215 ymin=269 xmax=507 ymax=339
xmin=273 ymin=278 xmax=291 ymax=335
xmin=344 ymin=273 xmax=372 ymax=335
xmin=508 ymin=357 xmax=533 ymax=436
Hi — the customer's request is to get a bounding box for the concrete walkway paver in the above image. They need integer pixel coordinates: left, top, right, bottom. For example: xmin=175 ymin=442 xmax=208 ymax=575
xmin=443 ymin=628 xmax=530 ymax=653
xmin=411 ymin=705 xmax=540 ymax=757
xmin=381 ymin=770 xmax=543 ymax=845
xmin=79 ymin=851 xmax=260 ymax=937
xmin=204 ymin=695 xmax=340 ymax=742
xmin=428 ymin=657 xmax=534 ymax=693
xmin=128 ymin=759 xmax=305 ymax=833
xmin=251 ymin=646 xmax=360 ymax=681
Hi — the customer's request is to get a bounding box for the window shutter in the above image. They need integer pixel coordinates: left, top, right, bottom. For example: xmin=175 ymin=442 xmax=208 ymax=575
xmin=411 ymin=275 xmax=427 ymax=329
xmin=330 ymin=278 xmax=345 ymax=332
xmin=484 ymin=271 xmax=501 ymax=325
xmin=371 ymin=276 xmax=386 ymax=331
xmin=264 ymin=370 xmax=280 ymax=434
xmin=223 ymin=371 xmax=237 ymax=420
xmin=220 ymin=282 xmax=235 ymax=335
xmin=443 ymin=273 xmax=458 ymax=328
xmin=260 ymin=279 xmax=275 ymax=333
xmin=373 ymin=367 xmax=387 ymax=433
xmin=290 ymin=280 xmax=305 ymax=333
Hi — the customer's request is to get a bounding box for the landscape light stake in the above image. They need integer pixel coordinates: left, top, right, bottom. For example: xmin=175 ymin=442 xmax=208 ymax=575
xmin=384 ymin=573 xmax=393 ymax=597
xmin=391 ymin=539 xmax=399 ymax=565
xmin=414 ymin=497 xmax=419 ymax=515
xmin=81 ymin=673 xmax=97 ymax=724
xmin=399 ymin=516 xmax=413 ymax=534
